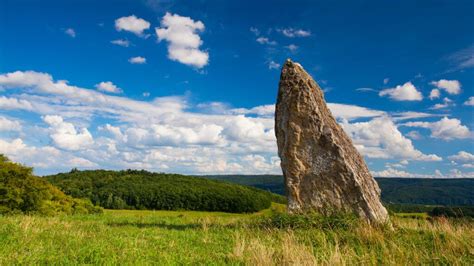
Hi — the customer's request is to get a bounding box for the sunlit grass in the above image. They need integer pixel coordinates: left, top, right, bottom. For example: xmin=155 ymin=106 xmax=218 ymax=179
xmin=0 ymin=204 xmax=472 ymax=265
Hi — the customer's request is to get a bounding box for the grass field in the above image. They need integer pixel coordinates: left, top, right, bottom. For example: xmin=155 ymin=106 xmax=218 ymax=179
xmin=0 ymin=204 xmax=473 ymax=265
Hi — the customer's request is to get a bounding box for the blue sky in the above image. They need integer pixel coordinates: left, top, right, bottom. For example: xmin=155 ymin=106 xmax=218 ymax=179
xmin=0 ymin=0 xmax=473 ymax=177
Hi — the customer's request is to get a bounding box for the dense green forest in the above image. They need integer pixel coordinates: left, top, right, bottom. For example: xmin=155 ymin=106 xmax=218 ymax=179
xmin=0 ymin=155 xmax=102 ymax=215
xmin=203 ymin=175 xmax=474 ymax=206
xmin=46 ymin=170 xmax=285 ymax=213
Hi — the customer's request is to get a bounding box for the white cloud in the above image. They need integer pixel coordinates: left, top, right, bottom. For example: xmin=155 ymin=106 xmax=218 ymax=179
xmin=68 ymin=157 xmax=97 ymax=168
xmin=379 ymin=82 xmax=423 ymax=101
xmin=403 ymin=117 xmax=471 ymax=140
xmin=230 ymin=104 xmax=275 ymax=117
xmin=443 ymin=169 xmax=474 ymax=178
xmin=373 ymin=167 xmax=474 ymax=178
xmin=429 ymin=97 xmax=453 ymax=110
xmin=115 ymin=15 xmax=150 ymax=36
xmin=392 ymin=111 xmax=442 ymax=121
xmin=99 ymin=124 xmax=124 ymax=140
xmin=430 ymin=79 xmax=461 ymax=95
xmin=111 ymin=39 xmax=130 ymax=47
xmin=446 ymin=45 xmax=474 ymax=71
xmin=95 ymin=81 xmax=123 ymax=93
xmin=268 ymin=61 xmax=281 ymax=70
xmin=462 ymin=163 xmax=474 ymax=168
xmin=429 ymin=89 xmax=440 ymax=100
xmin=286 ymin=44 xmax=298 ymax=52
xmin=0 ymin=70 xmax=451 ymax=175
xmin=448 ymin=151 xmax=474 ymax=162
xmin=356 ymin=87 xmax=376 ymax=92
xmin=43 ymin=115 xmax=94 ymax=151
xmin=143 ymin=92 xmax=150 ymax=97
xmin=64 ymin=28 xmax=76 ymax=38
xmin=341 ymin=116 xmax=441 ymax=161
xmin=256 ymin=37 xmax=277 ymax=45
xmin=0 ymin=96 xmax=33 ymax=110
xmin=0 ymin=138 xmax=63 ymax=169
xmin=327 ymin=103 xmax=385 ymax=121
xmin=124 ymin=123 xmax=224 ymax=147
xmin=372 ymin=168 xmax=431 ymax=178
xmin=128 ymin=56 xmax=146 ymax=64
xmin=155 ymin=12 xmax=209 ymax=68
xmin=406 ymin=130 xmax=422 ymax=140
xmin=0 ymin=116 xmax=21 ymax=131
xmin=278 ymin=28 xmax=311 ymax=38
xmin=464 ymin=96 xmax=474 ymax=106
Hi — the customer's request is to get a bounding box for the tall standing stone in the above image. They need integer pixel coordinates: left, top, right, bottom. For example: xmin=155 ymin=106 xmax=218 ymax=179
xmin=275 ymin=59 xmax=389 ymax=224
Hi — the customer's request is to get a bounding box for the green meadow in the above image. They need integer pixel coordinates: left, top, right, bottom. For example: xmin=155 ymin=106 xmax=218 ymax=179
xmin=1 ymin=204 xmax=473 ymax=265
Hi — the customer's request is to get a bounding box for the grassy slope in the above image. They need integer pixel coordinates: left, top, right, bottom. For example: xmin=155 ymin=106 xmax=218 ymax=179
xmin=0 ymin=205 xmax=473 ymax=264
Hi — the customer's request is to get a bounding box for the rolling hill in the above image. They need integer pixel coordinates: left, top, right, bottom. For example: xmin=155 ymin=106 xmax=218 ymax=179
xmin=202 ymin=175 xmax=474 ymax=206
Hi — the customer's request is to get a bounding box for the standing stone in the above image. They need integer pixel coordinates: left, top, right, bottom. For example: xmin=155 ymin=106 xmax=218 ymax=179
xmin=275 ymin=59 xmax=389 ymax=224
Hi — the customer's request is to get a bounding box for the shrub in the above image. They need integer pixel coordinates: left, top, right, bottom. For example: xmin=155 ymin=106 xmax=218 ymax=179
xmin=0 ymin=155 xmax=102 ymax=215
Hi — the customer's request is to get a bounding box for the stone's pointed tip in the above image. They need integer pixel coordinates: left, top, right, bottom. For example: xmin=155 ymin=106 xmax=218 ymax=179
xmin=282 ymin=58 xmax=303 ymax=71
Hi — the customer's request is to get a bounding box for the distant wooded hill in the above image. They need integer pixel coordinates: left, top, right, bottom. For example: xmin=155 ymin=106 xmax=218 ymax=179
xmin=46 ymin=170 xmax=286 ymax=213
xmin=202 ymin=175 xmax=474 ymax=206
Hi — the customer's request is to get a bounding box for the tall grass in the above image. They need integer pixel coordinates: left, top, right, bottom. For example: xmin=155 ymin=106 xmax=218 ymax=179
xmin=0 ymin=206 xmax=472 ymax=265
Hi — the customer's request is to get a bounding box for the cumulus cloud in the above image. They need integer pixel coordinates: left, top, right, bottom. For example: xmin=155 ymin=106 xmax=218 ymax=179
xmin=115 ymin=15 xmax=150 ymax=36
xmin=379 ymin=82 xmax=423 ymax=101
xmin=429 ymin=89 xmax=440 ymax=100
xmin=43 ymin=115 xmax=94 ymax=151
xmin=128 ymin=56 xmax=146 ymax=64
xmin=430 ymin=79 xmax=461 ymax=95
xmin=278 ymin=28 xmax=311 ymax=38
xmin=155 ymin=12 xmax=209 ymax=68
xmin=95 ymin=81 xmax=123 ymax=93
xmin=0 ymin=70 xmax=449 ymax=175
xmin=68 ymin=157 xmax=97 ymax=168
xmin=64 ymin=28 xmax=76 ymax=38
xmin=0 ymin=116 xmax=21 ymax=131
xmin=111 ymin=39 xmax=130 ymax=47
xmin=403 ymin=117 xmax=471 ymax=140
xmin=372 ymin=168 xmax=431 ymax=178
xmin=340 ymin=117 xmax=441 ymax=161
xmin=464 ymin=96 xmax=474 ymax=106
xmin=429 ymin=97 xmax=453 ymax=110
xmin=373 ymin=167 xmax=474 ymax=178
xmin=0 ymin=96 xmax=33 ymax=110
xmin=230 ymin=104 xmax=275 ymax=117
xmin=448 ymin=151 xmax=474 ymax=162
xmin=0 ymin=138 xmax=61 ymax=168
xmin=406 ymin=130 xmax=422 ymax=140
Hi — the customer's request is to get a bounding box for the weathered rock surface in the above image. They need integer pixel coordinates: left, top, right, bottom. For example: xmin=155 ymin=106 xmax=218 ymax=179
xmin=275 ymin=59 xmax=389 ymax=224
